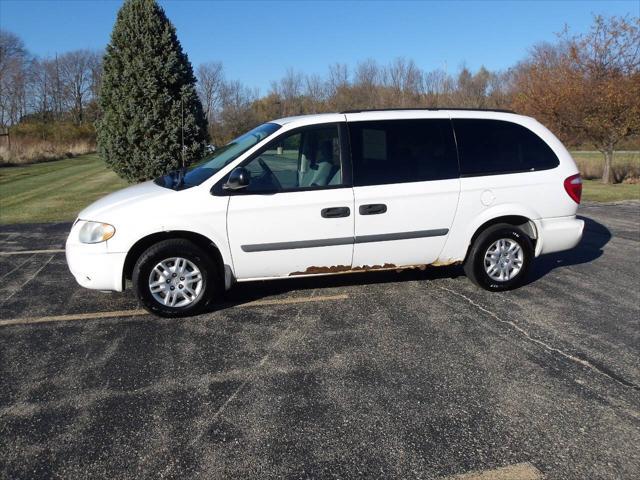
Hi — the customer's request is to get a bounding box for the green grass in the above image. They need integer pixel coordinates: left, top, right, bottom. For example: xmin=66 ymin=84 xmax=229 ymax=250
xmin=571 ymin=151 xmax=639 ymax=180
xmin=570 ymin=150 xmax=639 ymax=164
xmin=0 ymin=154 xmax=128 ymax=224
xmin=582 ymin=179 xmax=640 ymax=203
xmin=0 ymin=151 xmax=638 ymax=225
xmin=571 ymin=151 xmax=640 ymax=202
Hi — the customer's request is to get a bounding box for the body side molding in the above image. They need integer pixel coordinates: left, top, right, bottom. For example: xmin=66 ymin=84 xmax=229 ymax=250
xmin=241 ymin=229 xmax=449 ymax=253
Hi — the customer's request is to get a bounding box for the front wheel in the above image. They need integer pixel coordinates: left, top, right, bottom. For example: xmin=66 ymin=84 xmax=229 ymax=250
xmin=464 ymin=223 xmax=533 ymax=291
xmin=132 ymin=239 xmax=217 ymax=317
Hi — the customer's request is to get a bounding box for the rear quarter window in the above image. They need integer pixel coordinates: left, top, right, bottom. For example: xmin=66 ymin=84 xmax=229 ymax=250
xmin=453 ymin=119 xmax=559 ymax=176
xmin=349 ymin=119 xmax=459 ymax=186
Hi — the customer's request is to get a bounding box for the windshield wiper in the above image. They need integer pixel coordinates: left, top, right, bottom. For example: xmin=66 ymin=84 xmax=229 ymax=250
xmin=156 ymin=168 xmax=187 ymax=190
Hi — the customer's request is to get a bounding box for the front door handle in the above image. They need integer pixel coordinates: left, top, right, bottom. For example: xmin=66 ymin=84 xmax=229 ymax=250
xmin=359 ymin=204 xmax=387 ymax=215
xmin=321 ymin=207 xmax=351 ymax=218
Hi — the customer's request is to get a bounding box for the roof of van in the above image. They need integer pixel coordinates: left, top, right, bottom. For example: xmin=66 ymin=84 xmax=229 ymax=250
xmin=341 ymin=107 xmax=516 ymax=114
xmin=272 ymin=108 xmax=523 ymax=125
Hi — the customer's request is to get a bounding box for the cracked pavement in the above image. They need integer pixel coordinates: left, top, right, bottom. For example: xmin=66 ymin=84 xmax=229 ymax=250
xmin=0 ymin=202 xmax=638 ymax=479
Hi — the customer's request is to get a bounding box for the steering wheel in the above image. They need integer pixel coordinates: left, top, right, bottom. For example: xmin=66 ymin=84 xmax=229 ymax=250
xmin=258 ymin=157 xmax=282 ymax=190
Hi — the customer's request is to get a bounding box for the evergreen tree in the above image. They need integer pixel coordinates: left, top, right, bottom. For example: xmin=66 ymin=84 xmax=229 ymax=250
xmin=97 ymin=0 xmax=207 ymax=182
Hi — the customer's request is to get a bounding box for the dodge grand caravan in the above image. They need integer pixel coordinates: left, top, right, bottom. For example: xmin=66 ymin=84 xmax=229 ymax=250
xmin=66 ymin=109 xmax=584 ymax=317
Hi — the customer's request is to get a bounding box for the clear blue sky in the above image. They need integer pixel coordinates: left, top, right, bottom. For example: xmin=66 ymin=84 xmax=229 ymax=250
xmin=1 ymin=0 xmax=638 ymax=93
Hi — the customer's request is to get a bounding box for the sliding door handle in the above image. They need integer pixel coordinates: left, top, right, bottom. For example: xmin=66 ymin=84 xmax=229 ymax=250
xmin=321 ymin=206 xmax=351 ymax=218
xmin=359 ymin=204 xmax=387 ymax=215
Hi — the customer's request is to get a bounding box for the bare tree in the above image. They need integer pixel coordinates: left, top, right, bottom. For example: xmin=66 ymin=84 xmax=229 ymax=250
xmin=29 ymin=58 xmax=52 ymax=120
xmin=280 ymin=69 xmax=304 ymax=100
xmin=354 ymin=58 xmax=380 ymax=88
xmin=270 ymin=68 xmax=304 ymax=116
xmin=353 ymin=58 xmax=381 ymax=107
xmin=383 ymin=57 xmax=422 ymax=107
xmin=89 ymin=54 xmax=103 ymax=102
xmin=304 ymin=73 xmax=327 ymax=107
xmin=423 ymin=69 xmax=454 ymax=107
xmin=486 ymin=69 xmax=513 ymax=109
xmin=327 ymin=63 xmax=349 ymax=95
xmin=196 ymin=61 xmax=224 ymax=123
xmin=0 ymin=30 xmax=29 ymax=126
xmin=216 ymin=79 xmax=259 ymax=143
xmin=325 ymin=63 xmax=352 ymax=110
xmin=58 ymin=50 xmax=100 ymax=124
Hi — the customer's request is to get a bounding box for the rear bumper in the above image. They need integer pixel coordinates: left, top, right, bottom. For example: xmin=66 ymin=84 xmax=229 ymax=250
xmin=535 ymin=215 xmax=584 ymax=256
xmin=66 ymin=242 xmax=126 ymax=292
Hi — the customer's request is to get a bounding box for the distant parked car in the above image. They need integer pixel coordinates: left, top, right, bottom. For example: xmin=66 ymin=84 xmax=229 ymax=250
xmin=66 ymin=109 xmax=584 ymax=317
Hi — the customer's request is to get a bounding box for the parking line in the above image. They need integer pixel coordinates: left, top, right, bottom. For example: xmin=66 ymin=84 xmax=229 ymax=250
xmin=442 ymin=462 xmax=543 ymax=480
xmin=0 ymin=309 xmax=148 ymax=327
xmin=240 ymin=293 xmax=348 ymax=307
xmin=2 ymin=254 xmax=56 ymax=305
xmin=0 ymin=253 xmax=36 ymax=280
xmin=0 ymin=249 xmax=65 ymax=256
xmin=0 ymin=293 xmax=349 ymax=327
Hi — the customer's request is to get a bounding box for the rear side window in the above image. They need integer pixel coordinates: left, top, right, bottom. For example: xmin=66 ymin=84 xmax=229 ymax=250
xmin=453 ymin=119 xmax=559 ymax=176
xmin=349 ymin=119 xmax=458 ymax=186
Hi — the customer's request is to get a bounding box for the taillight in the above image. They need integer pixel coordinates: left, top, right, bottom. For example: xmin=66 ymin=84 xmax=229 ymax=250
xmin=564 ymin=173 xmax=582 ymax=204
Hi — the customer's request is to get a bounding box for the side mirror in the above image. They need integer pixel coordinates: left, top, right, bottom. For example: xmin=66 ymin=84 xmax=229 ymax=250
xmin=223 ymin=167 xmax=250 ymax=190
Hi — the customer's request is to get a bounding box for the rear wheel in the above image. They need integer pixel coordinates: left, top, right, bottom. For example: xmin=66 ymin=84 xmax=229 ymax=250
xmin=464 ymin=223 xmax=533 ymax=291
xmin=132 ymin=239 xmax=217 ymax=317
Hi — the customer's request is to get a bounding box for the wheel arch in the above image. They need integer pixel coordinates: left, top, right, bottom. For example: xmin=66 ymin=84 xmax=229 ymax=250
xmin=464 ymin=214 xmax=538 ymax=262
xmin=123 ymin=231 xmax=226 ymax=288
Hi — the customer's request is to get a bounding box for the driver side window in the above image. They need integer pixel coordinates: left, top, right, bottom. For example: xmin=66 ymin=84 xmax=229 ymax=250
xmin=243 ymin=124 xmax=342 ymax=193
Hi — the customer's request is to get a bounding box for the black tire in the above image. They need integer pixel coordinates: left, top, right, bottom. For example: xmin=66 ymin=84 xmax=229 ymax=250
xmin=464 ymin=223 xmax=533 ymax=291
xmin=132 ymin=239 xmax=218 ymax=317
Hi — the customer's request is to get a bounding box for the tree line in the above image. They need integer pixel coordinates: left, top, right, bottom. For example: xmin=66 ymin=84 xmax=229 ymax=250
xmin=0 ymin=30 xmax=101 ymax=126
xmin=197 ymin=59 xmax=515 ymax=146
xmin=1 ymin=7 xmax=638 ymax=183
xmin=0 ymin=27 xmax=515 ymax=148
xmin=197 ymin=15 xmax=639 ymax=186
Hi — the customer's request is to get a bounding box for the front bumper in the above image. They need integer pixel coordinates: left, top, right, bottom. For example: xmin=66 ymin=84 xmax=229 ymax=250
xmin=66 ymin=236 xmax=127 ymax=292
xmin=535 ymin=215 xmax=585 ymax=256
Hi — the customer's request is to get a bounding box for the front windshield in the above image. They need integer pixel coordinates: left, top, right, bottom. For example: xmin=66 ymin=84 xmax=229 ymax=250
xmin=157 ymin=122 xmax=281 ymax=189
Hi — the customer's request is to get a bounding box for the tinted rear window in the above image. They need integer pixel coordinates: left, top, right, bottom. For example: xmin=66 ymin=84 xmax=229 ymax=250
xmin=349 ymin=119 xmax=459 ymax=186
xmin=453 ymin=119 xmax=559 ymax=176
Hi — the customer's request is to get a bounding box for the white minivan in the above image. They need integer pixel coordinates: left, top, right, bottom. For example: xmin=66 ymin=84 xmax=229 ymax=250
xmin=66 ymin=109 xmax=584 ymax=317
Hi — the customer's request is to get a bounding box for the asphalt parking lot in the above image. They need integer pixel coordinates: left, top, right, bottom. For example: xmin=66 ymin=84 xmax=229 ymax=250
xmin=0 ymin=202 xmax=638 ymax=479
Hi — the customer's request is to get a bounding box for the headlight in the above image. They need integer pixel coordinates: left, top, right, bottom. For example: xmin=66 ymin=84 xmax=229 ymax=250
xmin=78 ymin=221 xmax=116 ymax=244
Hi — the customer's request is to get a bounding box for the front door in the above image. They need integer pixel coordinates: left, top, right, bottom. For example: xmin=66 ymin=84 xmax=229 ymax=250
xmin=346 ymin=116 xmax=461 ymax=268
xmin=226 ymin=122 xmax=354 ymax=279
